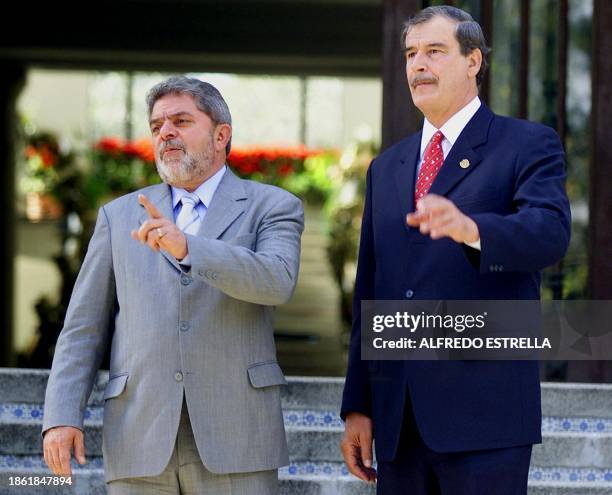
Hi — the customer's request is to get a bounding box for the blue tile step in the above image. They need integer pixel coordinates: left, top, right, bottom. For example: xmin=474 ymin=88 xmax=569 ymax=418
xmin=2 ymin=369 xmax=612 ymax=418
xmin=1 ymin=457 xmax=611 ymax=495
xmin=2 ymin=411 xmax=612 ymax=469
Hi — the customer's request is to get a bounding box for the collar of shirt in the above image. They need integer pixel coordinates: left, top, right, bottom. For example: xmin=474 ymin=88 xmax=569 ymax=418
xmin=420 ymin=96 xmax=481 ymax=161
xmin=171 ymin=164 xmax=227 ymax=214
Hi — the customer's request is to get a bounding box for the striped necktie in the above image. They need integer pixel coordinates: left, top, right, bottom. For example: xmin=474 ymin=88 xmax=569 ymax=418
xmin=176 ymin=193 xmax=200 ymax=235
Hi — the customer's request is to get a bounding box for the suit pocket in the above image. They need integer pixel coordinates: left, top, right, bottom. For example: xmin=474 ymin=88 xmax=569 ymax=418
xmin=247 ymin=361 xmax=288 ymax=388
xmin=229 ymin=233 xmax=256 ymax=250
xmin=103 ymin=373 xmax=128 ymax=400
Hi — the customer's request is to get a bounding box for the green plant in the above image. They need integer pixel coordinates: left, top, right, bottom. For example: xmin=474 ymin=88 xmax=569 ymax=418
xmin=325 ymin=140 xmax=378 ymax=331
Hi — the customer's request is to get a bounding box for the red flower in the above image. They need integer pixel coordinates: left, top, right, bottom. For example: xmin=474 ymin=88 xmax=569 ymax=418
xmin=133 ymin=139 xmax=155 ymax=163
xmin=278 ymin=163 xmax=293 ymax=176
xmin=25 ymin=145 xmax=37 ymax=159
xmin=227 ymin=145 xmax=322 ymax=179
xmin=39 ymin=145 xmax=57 ymax=168
xmin=123 ymin=139 xmax=155 ymax=163
xmin=96 ymin=137 xmax=124 ymax=155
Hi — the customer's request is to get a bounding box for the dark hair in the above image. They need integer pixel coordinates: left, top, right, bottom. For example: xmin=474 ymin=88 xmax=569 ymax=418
xmin=146 ymin=76 xmax=232 ymax=155
xmin=401 ymin=5 xmax=491 ymax=88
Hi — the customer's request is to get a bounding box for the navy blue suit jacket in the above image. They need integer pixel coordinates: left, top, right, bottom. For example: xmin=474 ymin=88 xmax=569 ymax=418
xmin=341 ymin=103 xmax=571 ymax=461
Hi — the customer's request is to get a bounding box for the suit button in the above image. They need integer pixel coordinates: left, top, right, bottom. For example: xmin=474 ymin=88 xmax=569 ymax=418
xmin=211 ymin=272 xmax=219 ymax=280
xmin=205 ymin=269 xmax=213 ymax=278
xmin=181 ymin=275 xmax=192 ymax=286
xmin=174 ymin=372 xmax=183 ymax=382
xmin=198 ymin=269 xmax=205 ymax=276
xmin=180 ymin=321 xmax=190 ymax=332
xmin=405 ymin=289 xmax=414 ymax=299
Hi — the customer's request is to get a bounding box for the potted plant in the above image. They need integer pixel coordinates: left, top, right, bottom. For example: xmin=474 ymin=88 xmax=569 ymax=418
xmin=20 ymin=131 xmax=72 ymax=221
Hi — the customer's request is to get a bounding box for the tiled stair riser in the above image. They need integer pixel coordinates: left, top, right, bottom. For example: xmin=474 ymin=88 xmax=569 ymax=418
xmin=1 ymin=370 xmax=611 ymax=494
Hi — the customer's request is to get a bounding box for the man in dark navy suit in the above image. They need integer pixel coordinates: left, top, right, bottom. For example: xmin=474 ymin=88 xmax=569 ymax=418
xmin=340 ymin=5 xmax=571 ymax=494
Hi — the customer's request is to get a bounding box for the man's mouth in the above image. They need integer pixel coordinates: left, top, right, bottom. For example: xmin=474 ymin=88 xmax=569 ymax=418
xmin=413 ymin=81 xmax=436 ymax=89
xmin=162 ymin=147 xmax=184 ymax=156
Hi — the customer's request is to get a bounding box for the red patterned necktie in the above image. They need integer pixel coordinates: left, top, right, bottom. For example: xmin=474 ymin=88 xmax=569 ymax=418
xmin=415 ymin=130 xmax=445 ymax=207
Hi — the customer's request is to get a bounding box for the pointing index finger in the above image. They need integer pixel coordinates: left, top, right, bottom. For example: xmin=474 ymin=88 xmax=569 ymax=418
xmin=138 ymin=194 xmax=163 ymax=219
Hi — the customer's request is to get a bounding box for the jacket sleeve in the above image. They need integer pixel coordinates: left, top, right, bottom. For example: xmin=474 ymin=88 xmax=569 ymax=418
xmin=341 ymin=163 xmax=375 ymax=421
xmin=42 ymin=206 xmax=116 ymax=435
xmin=185 ymin=192 xmax=304 ymax=306
xmin=470 ymin=125 xmax=571 ymax=274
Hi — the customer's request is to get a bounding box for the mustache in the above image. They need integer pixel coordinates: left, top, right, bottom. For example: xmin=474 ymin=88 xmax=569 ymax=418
xmin=159 ymin=139 xmax=186 ymax=155
xmin=410 ymin=76 xmax=438 ymax=88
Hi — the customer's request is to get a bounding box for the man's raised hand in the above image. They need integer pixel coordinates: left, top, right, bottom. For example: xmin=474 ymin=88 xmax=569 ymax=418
xmin=130 ymin=194 xmax=188 ymax=261
xmin=406 ymin=194 xmax=480 ymax=244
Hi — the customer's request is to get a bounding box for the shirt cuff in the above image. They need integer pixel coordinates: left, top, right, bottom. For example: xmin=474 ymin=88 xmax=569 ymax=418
xmin=464 ymin=239 xmax=481 ymax=251
xmin=178 ymin=253 xmax=192 ymax=267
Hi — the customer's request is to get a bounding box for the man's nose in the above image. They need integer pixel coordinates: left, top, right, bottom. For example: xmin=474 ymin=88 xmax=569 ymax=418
xmin=159 ymin=121 xmax=177 ymax=139
xmin=410 ymin=51 xmax=428 ymax=72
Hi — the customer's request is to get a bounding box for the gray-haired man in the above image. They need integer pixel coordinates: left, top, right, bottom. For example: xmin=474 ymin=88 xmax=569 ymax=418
xmin=42 ymin=76 xmax=304 ymax=494
xmin=341 ymin=4 xmax=570 ymax=495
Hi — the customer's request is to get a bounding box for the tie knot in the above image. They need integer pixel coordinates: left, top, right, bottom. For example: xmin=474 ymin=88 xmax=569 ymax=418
xmin=431 ymin=130 xmax=444 ymax=146
xmin=181 ymin=193 xmax=199 ymax=208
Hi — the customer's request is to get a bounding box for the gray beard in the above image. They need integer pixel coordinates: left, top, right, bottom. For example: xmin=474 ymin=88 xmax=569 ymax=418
xmin=156 ymin=148 xmax=213 ymax=188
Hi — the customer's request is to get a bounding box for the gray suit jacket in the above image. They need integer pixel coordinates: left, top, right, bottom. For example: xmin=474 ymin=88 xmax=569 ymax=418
xmin=42 ymin=169 xmax=304 ymax=482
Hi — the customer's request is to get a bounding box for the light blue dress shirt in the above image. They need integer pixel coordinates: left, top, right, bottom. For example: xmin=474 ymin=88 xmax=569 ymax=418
xmin=171 ymin=165 xmax=227 ymax=225
xmin=171 ymin=165 xmax=227 ymax=266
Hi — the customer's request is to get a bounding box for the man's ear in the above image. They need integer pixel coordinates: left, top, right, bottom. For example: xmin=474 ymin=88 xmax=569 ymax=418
xmin=467 ymin=48 xmax=483 ymax=79
xmin=214 ymin=123 xmax=232 ymax=153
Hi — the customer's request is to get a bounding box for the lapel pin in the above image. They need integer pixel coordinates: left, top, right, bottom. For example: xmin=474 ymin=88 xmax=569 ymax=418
xmin=459 ymin=159 xmax=470 ymax=169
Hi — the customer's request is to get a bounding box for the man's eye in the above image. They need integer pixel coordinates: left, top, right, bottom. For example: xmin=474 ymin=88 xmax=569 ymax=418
xmin=430 ymin=49 xmax=440 ymax=55
xmin=151 ymin=127 xmax=159 ymax=134
xmin=406 ymin=52 xmax=415 ymax=59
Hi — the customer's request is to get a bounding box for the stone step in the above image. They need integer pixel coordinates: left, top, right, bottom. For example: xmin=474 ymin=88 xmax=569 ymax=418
xmin=283 ymin=378 xmax=347 ymax=410
xmin=1 ymin=458 xmax=610 ymax=495
xmin=0 ymin=368 xmax=612 ymax=419
xmin=3 ymin=402 xmax=611 ymax=438
xmin=285 ymin=428 xmax=612 ymax=468
xmin=2 ymin=413 xmax=611 ymax=469
xmin=542 ymin=383 xmax=612 ymax=419
xmin=4 ymin=369 xmax=611 ymax=418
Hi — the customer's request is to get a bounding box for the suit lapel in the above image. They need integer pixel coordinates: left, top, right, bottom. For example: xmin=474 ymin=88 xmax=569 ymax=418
xmin=394 ymin=132 xmax=422 ymax=232
xmin=137 ymin=183 xmax=181 ymax=271
xmin=197 ymin=168 xmax=247 ymax=240
xmin=428 ymin=104 xmax=493 ymax=198
xmin=137 ymin=170 xmax=248 ymax=270
xmin=137 ymin=182 xmax=175 ymax=224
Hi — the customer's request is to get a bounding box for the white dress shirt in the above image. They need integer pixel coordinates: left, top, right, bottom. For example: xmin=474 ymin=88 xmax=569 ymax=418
xmin=418 ymin=96 xmax=482 ymax=251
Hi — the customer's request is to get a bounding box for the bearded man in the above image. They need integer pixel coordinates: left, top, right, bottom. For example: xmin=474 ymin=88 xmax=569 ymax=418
xmin=42 ymin=76 xmax=304 ymax=495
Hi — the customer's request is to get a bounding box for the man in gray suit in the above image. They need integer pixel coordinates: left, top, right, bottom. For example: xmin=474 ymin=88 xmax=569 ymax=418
xmin=42 ymin=76 xmax=304 ymax=494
